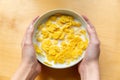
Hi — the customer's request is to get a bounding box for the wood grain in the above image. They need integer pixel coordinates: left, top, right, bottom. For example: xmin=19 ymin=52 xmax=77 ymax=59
xmin=0 ymin=0 xmax=120 ymax=80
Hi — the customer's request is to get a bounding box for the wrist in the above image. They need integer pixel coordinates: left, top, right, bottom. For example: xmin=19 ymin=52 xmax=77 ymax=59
xmin=20 ymin=61 xmax=38 ymax=78
xmin=21 ymin=61 xmax=41 ymax=79
xmin=12 ymin=62 xmax=37 ymax=80
xmin=79 ymin=61 xmax=100 ymax=80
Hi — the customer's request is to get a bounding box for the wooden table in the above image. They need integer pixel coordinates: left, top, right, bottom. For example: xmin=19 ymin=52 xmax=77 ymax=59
xmin=0 ymin=0 xmax=120 ymax=80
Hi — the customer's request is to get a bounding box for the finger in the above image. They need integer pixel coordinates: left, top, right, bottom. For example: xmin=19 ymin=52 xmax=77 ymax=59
xmin=82 ymin=15 xmax=99 ymax=42
xmin=22 ymin=16 xmax=39 ymax=47
xmin=82 ymin=15 xmax=95 ymax=29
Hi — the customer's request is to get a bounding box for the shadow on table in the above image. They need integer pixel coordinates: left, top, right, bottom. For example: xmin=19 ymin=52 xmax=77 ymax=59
xmin=37 ymin=63 xmax=81 ymax=80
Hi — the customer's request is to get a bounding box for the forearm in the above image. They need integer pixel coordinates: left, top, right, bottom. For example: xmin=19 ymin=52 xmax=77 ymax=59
xmin=80 ymin=61 xmax=100 ymax=80
xmin=12 ymin=62 xmax=35 ymax=80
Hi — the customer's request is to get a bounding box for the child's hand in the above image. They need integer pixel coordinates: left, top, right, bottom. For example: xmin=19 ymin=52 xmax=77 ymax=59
xmin=78 ymin=16 xmax=100 ymax=80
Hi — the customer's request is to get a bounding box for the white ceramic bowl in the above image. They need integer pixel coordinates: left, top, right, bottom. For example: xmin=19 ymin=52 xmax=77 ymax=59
xmin=33 ymin=9 xmax=88 ymax=69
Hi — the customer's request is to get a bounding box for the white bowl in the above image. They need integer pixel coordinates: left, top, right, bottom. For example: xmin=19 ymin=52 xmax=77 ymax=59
xmin=33 ymin=9 xmax=88 ymax=69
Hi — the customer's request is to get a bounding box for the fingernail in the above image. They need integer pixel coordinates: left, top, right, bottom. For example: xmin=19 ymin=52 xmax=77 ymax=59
xmin=82 ymin=15 xmax=88 ymax=21
xmin=32 ymin=16 xmax=39 ymax=24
